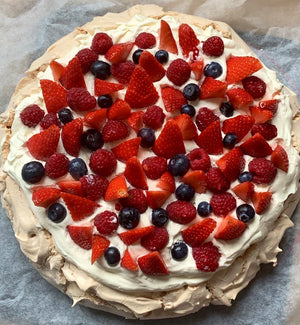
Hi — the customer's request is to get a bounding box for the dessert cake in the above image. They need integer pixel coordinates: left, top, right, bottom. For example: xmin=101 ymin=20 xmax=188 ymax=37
xmin=1 ymin=4 xmax=300 ymax=319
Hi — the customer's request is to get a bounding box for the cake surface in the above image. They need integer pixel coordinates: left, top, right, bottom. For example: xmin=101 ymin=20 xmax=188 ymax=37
xmin=0 ymin=4 xmax=300 ymax=319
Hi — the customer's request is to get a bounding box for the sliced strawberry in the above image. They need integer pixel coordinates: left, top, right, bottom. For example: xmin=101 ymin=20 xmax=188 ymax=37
xmin=161 ymin=86 xmax=187 ymax=112
xmin=200 ymin=77 xmax=227 ymax=99
xmin=240 ymin=133 xmax=273 ymax=158
xmin=124 ymin=156 xmax=148 ymax=190
xmin=181 ymin=170 xmax=207 ymax=194
xmin=126 ymin=111 xmax=144 ymax=133
xmin=121 ymin=249 xmax=138 ymax=272
xmin=214 ymin=215 xmax=247 ymax=240
xmin=50 ymin=60 xmax=66 ymax=81
xmin=105 ymin=42 xmax=135 ymax=64
xmin=32 ymin=187 xmax=61 ymax=208
xmin=251 ymin=191 xmax=272 ymax=214
xmin=250 ymin=106 xmax=273 ymax=123
xmin=59 ymin=56 xmax=86 ymax=89
xmin=173 ymin=114 xmax=198 ymax=140
xmin=139 ymin=51 xmax=165 ymax=82
xmin=156 ymin=172 xmax=176 ymax=193
xmin=271 ymin=144 xmax=289 ymax=172
xmin=57 ymin=180 xmax=83 ymax=196
xmin=119 ymin=226 xmax=154 ymax=245
xmin=40 ymin=79 xmax=67 ymax=113
xmin=91 ymin=235 xmax=110 ymax=264
xmin=67 ymin=225 xmax=93 ymax=250
xmin=112 ymin=137 xmax=141 ymax=162
xmin=107 ymin=99 xmax=131 ymax=120
xmin=94 ymin=79 xmax=124 ymax=96
xmin=222 ymin=115 xmax=255 ymax=142
xmin=84 ymin=109 xmax=107 ymax=130
xmin=258 ymin=99 xmax=279 ymax=114
xmin=111 ymin=61 xmax=135 ymax=85
xmin=61 ymin=118 xmax=83 ymax=157
xmin=232 ymin=181 xmax=254 ymax=202
xmin=226 ymin=88 xmax=253 ymax=108
xmin=159 ymin=20 xmax=178 ymax=54
xmin=104 ymin=174 xmax=128 ymax=201
xmin=178 ymin=23 xmax=199 ymax=59
xmin=190 ymin=60 xmax=204 ymax=81
xmin=146 ymin=190 xmax=171 ymax=209
xmin=192 ymin=242 xmax=221 ymax=272
xmin=138 ymin=251 xmax=169 ymax=275
xmin=141 ymin=227 xmax=169 ymax=251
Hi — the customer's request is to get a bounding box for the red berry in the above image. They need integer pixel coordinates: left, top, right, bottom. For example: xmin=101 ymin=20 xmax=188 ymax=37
xmin=210 ymin=192 xmax=236 ymax=216
xmin=159 ymin=20 xmax=178 ymax=54
xmin=242 ymin=76 xmax=266 ymax=99
xmin=142 ymin=156 xmax=168 ymax=180
xmin=166 ymin=58 xmax=191 ymax=86
xmin=240 ymin=133 xmax=273 ymax=158
xmin=40 ymin=112 xmax=61 ymax=129
xmin=214 ymin=215 xmax=247 ymax=240
xmin=222 ymin=115 xmax=255 ymax=142
xmin=124 ymin=157 xmax=148 ymax=190
xmin=104 ymin=174 xmax=128 ymax=201
xmin=251 ymin=191 xmax=272 ymax=214
xmin=67 ymin=225 xmax=93 ymax=250
xmin=226 ymin=88 xmax=253 ymax=108
xmin=61 ymin=118 xmax=83 ymax=157
xmin=102 ymin=120 xmax=129 ymax=142
xmin=76 ymin=48 xmax=98 ymax=73
xmin=105 ymin=42 xmax=135 ymax=64
xmin=141 ymin=227 xmax=169 ymax=251
xmin=135 ymin=32 xmax=156 ymax=49
xmin=161 ymin=86 xmax=187 ymax=112
xmin=192 ymin=242 xmax=221 ymax=272
xmin=206 ymin=167 xmax=230 ymax=193
xmin=187 ymin=148 xmax=211 ymax=172
xmin=66 ymin=88 xmax=96 ymax=112
xmin=59 ymin=57 xmax=86 ymax=90
xmin=173 ymin=114 xmax=198 ymax=140
xmin=199 ymin=77 xmax=227 ymax=99
xmin=143 ymin=105 xmax=165 ymax=130
xmin=166 ymin=200 xmax=197 ymax=224
xmin=195 ymin=107 xmax=219 ymax=131
xmin=248 ymin=158 xmax=277 ymax=184
xmin=32 ymin=187 xmax=61 ymax=208
xmin=94 ymin=210 xmax=119 ymax=235
xmin=258 ymin=99 xmax=279 ymax=114
xmin=40 ymin=79 xmax=67 ymax=113
xmin=271 ymin=144 xmax=289 ymax=172
xmin=119 ymin=188 xmax=148 ymax=213
xmin=111 ymin=61 xmax=135 ymax=84
xmin=139 ymin=51 xmax=165 ymax=82
xmin=80 ymin=174 xmax=109 ymax=201
xmin=91 ymin=32 xmax=113 ymax=55
xmin=251 ymin=123 xmax=277 ymax=140
xmin=138 ymin=251 xmax=169 ymax=275
xmin=202 ymin=36 xmax=224 ymax=57
xmin=20 ymin=104 xmax=45 ymax=127
xmin=178 ymin=24 xmax=200 ymax=59
xmin=89 ymin=149 xmax=117 ymax=177
xmin=45 ymin=153 xmax=69 ymax=179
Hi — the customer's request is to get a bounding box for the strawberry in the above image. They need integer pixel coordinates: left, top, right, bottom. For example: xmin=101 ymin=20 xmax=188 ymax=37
xmin=195 ymin=107 xmax=219 ymax=131
xmin=142 ymin=156 xmax=168 ymax=180
xmin=190 ymin=60 xmax=204 ymax=80
xmin=166 ymin=58 xmax=191 ymax=86
xmin=91 ymin=32 xmax=113 ymax=55
xmin=66 ymin=88 xmax=96 ymax=112
xmin=135 ymin=32 xmax=156 ymax=49
xmin=57 ymin=180 xmax=83 ymax=196
xmin=206 ymin=167 xmax=230 ymax=193
xmin=84 ymin=109 xmax=107 ymax=130
xmin=104 ymin=174 xmax=128 ymax=201
xmin=156 ymin=172 xmax=176 ymax=193
xmin=89 ymin=149 xmax=117 ymax=177
xmin=32 ymin=187 xmax=61 ymax=208
xmin=192 ymin=242 xmax=221 ymax=272
xmin=195 ymin=120 xmax=223 ymax=155
xmin=248 ymin=158 xmax=277 ymax=184
xmin=182 ymin=218 xmax=217 ymax=247
xmin=80 ymin=174 xmax=109 ymax=201
xmin=240 ymin=133 xmax=273 ymax=157
xmin=61 ymin=118 xmax=83 ymax=156
xmin=111 ymin=137 xmax=141 ymax=162
xmin=94 ymin=79 xmax=124 ymax=96
xmin=125 ymin=66 xmax=159 ymax=108
xmin=161 ymin=86 xmax=187 ymax=112
xmin=119 ymin=188 xmax=148 ymax=213
xmin=242 ymin=76 xmax=266 ymax=99
xmin=141 ymin=227 xmax=169 ymax=251
xmin=226 ymin=88 xmax=253 ymax=108
xmin=91 ymin=234 xmax=110 ymax=264
xmin=119 ymin=226 xmax=154 ymax=245
xmin=75 ymin=48 xmax=98 ymax=74
xmin=214 ymin=215 xmax=247 ymax=240
xmin=138 ymin=251 xmax=169 ymax=275
xmin=216 ymin=147 xmax=245 ymax=182
xmin=59 ymin=56 xmax=86 ymax=89
xmin=271 ymin=144 xmax=289 ymax=172
xmin=202 ymin=36 xmax=224 ymax=57
xmin=251 ymin=191 xmax=272 ymax=214
xmin=250 ymin=105 xmax=273 ymax=123
xmin=232 ymin=181 xmax=254 ymax=202
xmin=61 ymin=192 xmax=97 ymax=221
xmin=166 ymin=200 xmax=197 ymax=224
xmin=45 ymin=153 xmax=69 ymax=179
xmin=173 ymin=114 xmax=198 ymax=140
xmin=124 ymin=156 xmax=148 ymax=190
xmin=258 ymin=99 xmax=279 ymax=114
xmin=181 ymin=170 xmax=207 ymax=194
xmin=126 ymin=111 xmax=144 ymax=133
xmin=139 ymin=51 xmax=165 ymax=82
xmin=142 ymin=105 xmax=165 ymax=130
xmin=67 ymin=225 xmax=93 ymax=250
xmin=226 ymin=56 xmax=263 ymax=84
xmin=111 ymin=61 xmax=135 ymax=84
xmin=105 ymin=42 xmax=135 ymax=64
xmin=187 ymin=148 xmax=211 ymax=172
xmin=50 ymin=60 xmax=66 ymax=81
xmin=178 ymin=23 xmax=200 ymax=59
xmin=200 ymin=77 xmax=227 ymax=99
xmin=107 ymin=99 xmax=131 ymax=120
xmin=40 ymin=112 xmax=61 ymax=130
xmin=121 ymin=249 xmax=138 ymax=271
xmin=94 ymin=211 xmax=119 ymax=235
xmin=210 ymin=192 xmax=236 ymax=216
xmin=152 ymin=120 xmax=186 ymax=158
xmin=27 ymin=125 xmax=60 ymax=161
xmin=251 ymin=123 xmax=277 ymax=140
xmin=159 ymin=20 xmax=178 ymax=54
xmin=222 ymin=115 xmax=255 ymax=142
xmin=20 ymin=104 xmax=45 ymax=128
xmin=102 ymin=120 xmax=129 ymax=142
xmin=146 ymin=190 xmax=171 ymax=209
xmin=40 ymin=79 xmax=67 ymax=113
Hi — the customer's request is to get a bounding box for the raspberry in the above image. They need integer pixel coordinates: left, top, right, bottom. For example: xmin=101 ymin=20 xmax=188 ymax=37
xmin=76 ymin=48 xmax=98 ymax=73
xmin=111 ymin=61 xmax=135 ymax=84
xmin=40 ymin=112 xmax=61 ymax=129
xmin=45 ymin=153 xmax=69 ymax=179
xmin=141 ymin=227 xmax=169 ymax=251
xmin=94 ymin=210 xmax=119 ymax=235
xmin=242 ymin=76 xmax=266 ymax=99
xmin=166 ymin=200 xmax=197 ymax=224
xmin=248 ymin=158 xmax=277 ymax=184
xmin=195 ymin=107 xmax=219 ymax=131
xmin=119 ymin=188 xmax=148 ymax=213
xmin=166 ymin=59 xmax=191 ymax=86
xmin=206 ymin=167 xmax=230 ymax=193
xmin=66 ymin=88 xmax=97 ymax=112
xmin=91 ymin=32 xmax=113 ymax=55
xmin=251 ymin=123 xmax=277 ymax=140
xmin=142 ymin=105 xmax=165 ymax=129
xmin=80 ymin=174 xmax=109 ymax=201
xmin=192 ymin=242 xmax=221 ymax=272
xmin=102 ymin=120 xmax=129 ymax=142
xmin=202 ymin=36 xmax=224 ymax=57
xmin=89 ymin=149 xmax=117 ymax=177
xmin=187 ymin=148 xmax=211 ymax=172
xmin=135 ymin=32 xmax=156 ymax=49
xmin=20 ymin=104 xmax=44 ymax=127
xmin=210 ymin=192 xmax=236 ymax=216
xmin=142 ymin=156 xmax=168 ymax=180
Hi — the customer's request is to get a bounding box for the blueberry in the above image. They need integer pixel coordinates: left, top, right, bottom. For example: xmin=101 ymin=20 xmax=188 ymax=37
xmin=151 ymin=208 xmax=169 ymax=227
xmin=21 ymin=161 xmax=45 ymax=184
xmin=223 ymin=132 xmax=238 ymax=149
xmin=204 ymin=62 xmax=223 ymax=78
xmin=220 ymin=102 xmax=234 ymax=117
xmin=168 ymin=154 xmax=190 ymax=176
xmin=180 ymin=104 xmax=196 ymax=117
xmin=90 ymin=60 xmax=111 ymax=79
xmin=236 ymin=204 xmax=255 ymax=223
xmin=81 ymin=129 xmax=104 ymax=151
xmin=132 ymin=49 xmax=143 ymax=64
xmin=175 ymin=184 xmax=195 ymax=201
xmin=104 ymin=247 xmax=121 ymax=266
xmin=155 ymin=50 xmax=169 ymax=64
xmin=47 ymin=203 xmax=67 ymax=223
xmin=58 ymin=108 xmax=73 ymax=125
xmin=238 ymin=172 xmax=253 ymax=183
xmin=183 ymin=83 xmax=200 ymax=101
xmin=97 ymin=95 xmax=113 ymax=108
xmin=137 ymin=128 xmax=156 ymax=148
xmin=119 ymin=207 xmax=140 ymax=229
xmin=69 ymin=158 xmax=88 ymax=180
xmin=171 ymin=241 xmax=188 ymax=261
xmin=197 ymin=201 xmax=212 ymax=217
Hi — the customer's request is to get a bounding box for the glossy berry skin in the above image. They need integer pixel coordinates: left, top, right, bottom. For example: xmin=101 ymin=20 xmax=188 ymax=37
xmin=151 ymin=208 xmax=169 ymax=227
xmin=171 ymin=241 xmax=188 ymax=261
xmin=118 ymin=207 xmax=140 ymax=229
xmin=204 ymin=62 xmax=223 ymax=78
xmin=220 ymin=102 xmax=234 ymax=117
xmin=132 ymin=49 xmax=143 ymax=64
xmin=168 ymin=154 xmax=190 ymax=176
xmin=69 ymin=158 xmax=88 ymax=180
xmin=97 ymin=95 xmax=113 ymax=108
xmin=104 ymin=247 xmax=121 ymax=266
xmin=21 ymin=161 xmax=45 ymax=184
xmin=47 ymin=203 xmax=67 ymax=223
xmin=155 ymin=50 xmax=169 ymax=64
xmin=238 ymin=171 xmax=253 ymax=183
xmin=137 ymin=128 xmax=156 ymax=148
xmin=58 ymin=108 xmax=73 ymax=125
xmin=180 ymin=104 xmax=196 ymax=117
xmin=197 ymin=201 xmax=213 ymax=217
xmin=175 ymin=183 xmax=195 ymax=202
xmin=183 ymin=83 xmax=200 ymax=101
xmin=223 ymin=132 xmax=238 ymax=149
xmin=81 ymin=129 xmax=104 ymax=151
xmin=236 ymin=204 xmax=255 ymax=223
xmin=90 ymin=60 xmax=111 ymax=79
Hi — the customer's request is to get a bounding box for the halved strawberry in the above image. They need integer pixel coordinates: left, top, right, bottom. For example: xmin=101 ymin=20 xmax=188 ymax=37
xmin=104 ymin=174 xmax=128 ymax=201
xmin=67 ymin=225 xmax=93 ymax=250
xmin=61 ymin=118 xmax=83 ymax=157
xmin=159 ymin=20 xmax=178 ymax=54
xmin=146 ymin=190 xmax=171 ymax=209
xmin=84 ymin=109 xmax=107 ymax=130
xmin=222 ymin=115 xmax=255 ymax=142
xmin=40 ymin=79 xmax=67 ymax=113
xmin=50 ymin=60 xmax=66 ymax=82
xmin=126 ymin=111 xmax=144 ymax=133
xmin=105 ymin=42 xmax=135 ymax=64
xmin=139 ymin=51 xmax=165 ymax=82
xmin=258 ymin=99 xmax=279 ymax=114
xmin=107 ymin=99 xmax=131 ymax=120
xmin=240 ymin=133 xmax=273 ymax=158
xmin=119 ymin=226 xmax=154 ymax=245
xmin=251 ymin=191 xmax=272 ymax=214
xmin=112 ymin=137 xmax=141 ymax=162
xmin=226 ymin=88 xmax=253 ymax=108
xmin=271 ymin=144 xmax=289 ymax=172
xmin=178 ymin=23 xmax=199 ymax=59
xmin=57 ymin=180 xmax=83 ymax=196
xmin=181 ymin=170 xmax=207 ymax=193
xmin=214 ymin=215 xmax=247 ymax=240
xmin=91 ymin=234 xmax=110 ymax=264
xmin=173 ymin=114 xmax=198 ymax=140
xmin=121 ymin=249 xmax=138 ymax=272
xmin=156 ymin=171 xmax=176 ymax=193
xmin=232 ymin=181 xmax=254 ymax=202
xmin=200 ymin=77 xmax=227 ymax=99
xmin=59 ymin=56 xmax=86 ymax=89
xmin=32 ymin=187 xmax=61 ymax=208
xmin=138 ymin=251 xmax=169 ymax=275
xmin=190 ymin=60 xmax=204 ymax=81
xmin=124 ymin=156 xmax=148 ymax=190
xmin=161 ymin=86 xmax=187 ymax=112
xmin=94 ymin=79 xmax=124 ymax=96
xmin=250 ymin=106 xmax=273 ymax=123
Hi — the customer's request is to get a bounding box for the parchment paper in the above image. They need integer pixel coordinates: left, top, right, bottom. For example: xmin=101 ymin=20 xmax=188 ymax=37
xmin=0 ymin=1 xmax=299 ymax=324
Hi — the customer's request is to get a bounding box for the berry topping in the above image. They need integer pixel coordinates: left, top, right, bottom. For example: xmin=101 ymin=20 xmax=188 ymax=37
xmin=199 ymin=77 xmax=227 ymax=99
xmin=155 ymin=50 xmax=169 ymax=64
xmin=178 ymin=23 xmax=199 ymax=59
xmin=40 ymin=79 xmax=67 ymax=113
xmin=97 ymin=95 xmax=113 ymax=108
xmin=192 ymin=242 xmax=221 ymax=272
xmin=66 ymin=87 xmax=96 ymax=112
xmin=32 ymin=187 xmax=61 ymax=208
xmin=214 ymin=215 xmax=247 ymax=240
xmin=171 ymin=241 xmax=188 ymax=260
xmin=251 ymin=123 xmax=277 ymax=140
xmin=141 ymin=227 xmax=169 ymax=251
xmin=202 ymin=36 xmax=224 ymax=57
xmin=183 ymin=83 xmax=200 ymax=101
xmin=105 ymin=174 xmax=128 ymax=201
xmin=69 ymin=158 xmax=88 ymax=180
xmin=175 ymin=183 xmax=195 ymax=202
xmin=120 ymin=249 xmax=138 ymax=272
xmin=89 ymin=149 xmax=117 ymax=177
xmin=111 ymin=61 xmax=135 ymax=84
xmin=139 ymin=51 xmax=166 ymax=82
xmin=58 ymin=180 xmax=83 ymax=197
xmin=242 ymin=76 xmax=266 ymax=99
xmin=180 ymin=104 xmax=196 ymax=117
xmin=58 ymin=108 xmax=73 ymax=125
xmin=76 ymin=48 xmax=98 ymax=73
xmin=119 ymin=226 xmax=154 ymax=246
xmin=61 ymin=118 xmax=83 ymax=157
xmin=119 ymin=207 xmax=140 ymax=229
xmin=206 ymin=167 xmax=230 ymax=193
xmin=203 ymin=62 xmax=223 ymax=78
xmin=91 ymin=235 xmax=110 ymax=264
xmin=135 ymin=32 xmax=156 ymax=49
xmin=124 ymin=156 xmax=148 ymax=190
xmin=238 ymin=171 xmax=253 ymax=183
xmin=45 ymin=153 xmax=69 ymax=179
xmin=223 ymin=132 xmax=238 ymax=149
xmin=151 ymin=208 xmax=169 ymax=227
xmin=104 ymin=247 xmax=121 ymax=266
xmin=250 ymin=106 xmax=273 ymax=123
xmin=166 ymin=58 xmax=191 ymax=86
xmin=80 ymin=174 xmax=108 ymax=201
xmin=90 ymin=60 xmax=111 ymax=79
xmin=258 ymin=99 xmax=279 ymax=114
xmin=175 ymin=114 xmax=200 ymax=140
xmin=59 ymin=57 xmax=86 ymax=90
xmin=137 ymin=128 xmax=156 ymax=148
xmin=220 ymin=102 xmax=234 ymax=117
xmin=181 ymin=170 xmax=207 ymax=194
xmin=127 ymin=111 xmax=144 ymax=133
xmin=67 ymin=225 xmax=93 ymax=250
xmin=251 ymin=191 xmax=272 ymax=214
xmin=102 ymin=120 xmax=129 ymax=142
xmin=232 ymin=181 xmax=254 ymax=202
xmin=142 ymin=156 xmax=168 ymax=180
xmin=222 ymin=115 xmax=255 ymax=142
xmin=40 ymin=112 xmax=61 ymax=129
xmin=21 ymin=161 xmax=45 ymax=184
xmin=187 ymin=148 xmax=211 ymax=172
xmin=190 ymin=59 xmax=204 ymax=81
xmin=132 ymin=49 xmax=143 ymax=64
xmin=142 ymin=105 xmax=165 ymax=130
xmin=166 ymin=200 xmax=197 ymax=224
xmin=157 ymin=172 xmax=176 ymax=193
xmin=161 ymin=86 xmax=187 ymax=112
xmin=146 ymin=190 xmax=171 ymax=209
xmin=168 ymin=153 xmax=190 ymax=176
xmin=248 ymin=158 xmax=277 ymax=184
xmin=94 ymin=79 xmax=124 ymax=96
xmin=271 ymin=144 xmax=289 ymax=172
xmin=159 ymin=20 xmax=178 ymax=55
xmin=81 ymin=129 xmax=104 ymax=151
xmin=197 ymin=201 xmax=213 ymax=217
xmin=20 ymin=104 xmax=45 ymax=127
xmin=105 ymin=42 xmax=135 ymax=64
xmin=138 ymin=251 xmax=169 ymax=275
xmin=240 ymin=133 xmax=273 ymax=157
xmin=94 ymin=211 xmax=119 ymax=235
xmin=91 ymin=32 xmax=113 ymax=55
xmin=195 ymin=107 xmax=219 ymax=132
xmin=236 ymin=204 xmax=255 ymax=223
xmin=119 ymin=188 xmax=148 ymax=214
xmin=111 ymin=137 xmax=141 ymax=162
xmin=50 ymin=60 xmax=66 ymax=81
xmin=47 ymin=203 xmax=67 ymax=223
xmin=226 ymin=88 xmax=253 ymax=108
xmin=210 ymin=192 xmax=236 ymax=216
